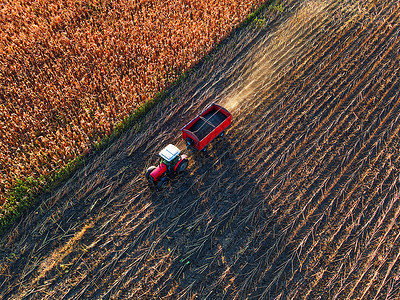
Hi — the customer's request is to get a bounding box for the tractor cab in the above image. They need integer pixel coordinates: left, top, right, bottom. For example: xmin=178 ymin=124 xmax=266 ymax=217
xmin=159 ymin=144 xmax=182 ymax=172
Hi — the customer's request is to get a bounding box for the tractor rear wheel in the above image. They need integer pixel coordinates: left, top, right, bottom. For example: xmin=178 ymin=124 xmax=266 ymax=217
xmin=176 ymin=158 xmax=188 ymax=173
xmin=157 ymin=176 xmax=168 ymax=189
xmin=145 ymin=166 xmax=156 ymax=183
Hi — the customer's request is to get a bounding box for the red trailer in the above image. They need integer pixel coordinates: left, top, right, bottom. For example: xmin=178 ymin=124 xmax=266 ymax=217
xmin=181 ymin=103 xmax=232 ymax=151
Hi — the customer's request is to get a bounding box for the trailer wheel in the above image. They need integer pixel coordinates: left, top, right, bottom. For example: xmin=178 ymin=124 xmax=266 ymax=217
xmin=145 ymin=166 xmax=156 ymax=183
xmin=176 ymin=158 xmax=188 ymax=173
xmin=186 ymin=138 xmax=194 ymax=148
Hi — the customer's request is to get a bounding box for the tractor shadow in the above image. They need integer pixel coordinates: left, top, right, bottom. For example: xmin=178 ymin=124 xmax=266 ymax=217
xmin=147 ymin=133 xmax=237 ymax=209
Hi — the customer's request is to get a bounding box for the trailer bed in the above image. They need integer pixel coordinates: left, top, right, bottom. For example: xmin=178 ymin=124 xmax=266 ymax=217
xmin=189 ymin=110 xmax=228 ymax=141
xmin=181 ymin=103 xmax=232 ymax=151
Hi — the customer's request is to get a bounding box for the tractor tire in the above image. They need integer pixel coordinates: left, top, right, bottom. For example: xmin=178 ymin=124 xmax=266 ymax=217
xmin=157 ymin=176 xmax=168 ymax=189
xmin=176 ymin=158 xmax=189 ymax=173
xmin=145 ymin=166 xmax=156 ymax=183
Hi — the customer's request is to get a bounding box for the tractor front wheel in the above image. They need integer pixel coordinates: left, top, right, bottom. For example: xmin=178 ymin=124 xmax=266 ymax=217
xmin=145 ymin=166 xmax=156 ymax=184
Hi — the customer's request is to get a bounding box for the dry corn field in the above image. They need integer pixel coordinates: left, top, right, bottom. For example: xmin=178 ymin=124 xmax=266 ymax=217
xmin=2 ymin=0 xmax=400 ymax=299
xmin=0 ymin=0 xmax=264 ymax=206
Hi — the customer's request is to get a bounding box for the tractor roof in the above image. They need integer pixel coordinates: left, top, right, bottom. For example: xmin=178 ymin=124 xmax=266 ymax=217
xmin=159 ymin=144 xmax=181 ymax=162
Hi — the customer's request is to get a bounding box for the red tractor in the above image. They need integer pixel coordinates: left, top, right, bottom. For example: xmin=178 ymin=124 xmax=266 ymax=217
xmin=145 ymin=144 xmax=188 ymax=188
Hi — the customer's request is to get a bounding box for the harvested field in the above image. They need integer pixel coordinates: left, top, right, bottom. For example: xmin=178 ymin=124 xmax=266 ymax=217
xmin=1 ymin=0 xmax=400 ymax=299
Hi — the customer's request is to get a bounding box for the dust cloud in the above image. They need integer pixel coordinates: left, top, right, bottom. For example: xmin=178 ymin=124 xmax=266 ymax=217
xmin=222 ymin=0 xmax=330 ymax=112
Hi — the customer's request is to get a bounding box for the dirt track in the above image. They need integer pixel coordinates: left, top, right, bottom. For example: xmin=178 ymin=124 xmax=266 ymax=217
xmin=2 ymin=0 xmax=400 ymax=299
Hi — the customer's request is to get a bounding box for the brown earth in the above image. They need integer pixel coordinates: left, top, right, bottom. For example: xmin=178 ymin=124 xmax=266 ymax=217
xmin=1 ymin=0 xmax=400 ymax=299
